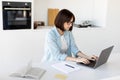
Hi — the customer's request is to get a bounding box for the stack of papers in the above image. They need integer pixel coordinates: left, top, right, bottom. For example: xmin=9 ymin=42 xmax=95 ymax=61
xmin=52 ymin=62 xmax=80 ymax=74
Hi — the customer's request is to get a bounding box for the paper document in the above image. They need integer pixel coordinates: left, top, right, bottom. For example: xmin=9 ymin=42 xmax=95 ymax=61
xmin=52 ymin=62 xmax=80 ymax=74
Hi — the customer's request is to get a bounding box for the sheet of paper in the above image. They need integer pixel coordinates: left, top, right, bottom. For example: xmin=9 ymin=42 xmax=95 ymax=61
xmin=52 ymin=62 xmax=80 ymax=74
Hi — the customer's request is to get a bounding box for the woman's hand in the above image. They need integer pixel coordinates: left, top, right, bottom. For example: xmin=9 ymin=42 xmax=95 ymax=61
xmin=76 ymin=57 xmax=90 ymax=64
xmin=66 ymin=54 xmax=98 ymax=64
xmin=87 ymin=55 xmax=98 ymax=61
xmin=77 ymin=52 xmax=98 ymax=61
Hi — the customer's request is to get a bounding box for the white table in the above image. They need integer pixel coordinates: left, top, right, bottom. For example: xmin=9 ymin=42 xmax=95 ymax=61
xmin=1 ymin=53 xmax=120 ymax=80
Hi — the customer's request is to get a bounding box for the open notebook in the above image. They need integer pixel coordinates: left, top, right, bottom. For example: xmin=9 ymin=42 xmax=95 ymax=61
xmin=10 ymin=61 xmax=46 ymax=80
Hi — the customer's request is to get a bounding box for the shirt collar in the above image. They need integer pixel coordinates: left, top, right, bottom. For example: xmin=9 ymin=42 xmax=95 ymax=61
xmin=53 ymin=27 xmax=68 ymax=38
xmin=54 ymin=27 xmax=62 ymax=38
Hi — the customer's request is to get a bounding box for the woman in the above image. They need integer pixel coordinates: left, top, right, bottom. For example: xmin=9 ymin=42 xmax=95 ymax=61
xmin=42 ymin=9 xmax=97 ymax=64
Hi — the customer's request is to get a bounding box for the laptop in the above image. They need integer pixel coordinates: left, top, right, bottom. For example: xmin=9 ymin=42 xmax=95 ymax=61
xmin=77 ymin=46 xmax=114 ymax=69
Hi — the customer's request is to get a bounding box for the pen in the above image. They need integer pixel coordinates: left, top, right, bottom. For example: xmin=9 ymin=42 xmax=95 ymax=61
xmin=65 ymin=64 xmax=75 ymax=68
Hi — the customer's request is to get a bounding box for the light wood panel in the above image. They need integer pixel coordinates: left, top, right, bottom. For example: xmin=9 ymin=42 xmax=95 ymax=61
xmin=48 ymin=8 xmax=59 ymax=26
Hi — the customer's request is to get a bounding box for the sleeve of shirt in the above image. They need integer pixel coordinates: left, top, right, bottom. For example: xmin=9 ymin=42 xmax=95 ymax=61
xmin=69 ymin=32 xmax=80 ymax=56
xmin=46 ymin=31 xmax=67 ymax=61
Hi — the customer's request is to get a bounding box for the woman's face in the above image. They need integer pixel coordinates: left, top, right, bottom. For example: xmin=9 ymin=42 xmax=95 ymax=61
xmin=64 ymin=17 xmax=73 ymax=31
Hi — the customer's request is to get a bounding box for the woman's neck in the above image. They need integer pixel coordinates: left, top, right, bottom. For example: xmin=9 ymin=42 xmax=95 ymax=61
xmin=57 ymin=28 xmax=64 ymax=35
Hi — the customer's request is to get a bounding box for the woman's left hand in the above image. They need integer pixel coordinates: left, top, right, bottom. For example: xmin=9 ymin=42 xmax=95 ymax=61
xmin=87 ymin=55 xmax=98 ymax=61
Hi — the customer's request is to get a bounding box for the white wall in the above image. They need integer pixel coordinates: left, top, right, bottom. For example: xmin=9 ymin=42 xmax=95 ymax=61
xmin=93 ymin=0 xmax=107 ymax=27
xmin=106 ymin=0 xmax=120 ymax=54
xmin=0 ymin=0 xmax=120 ymax=77
xmin=0 ymin=30 xmax=48 ymax=76
xmin=34 ymin=0 xmax=107 ymax=27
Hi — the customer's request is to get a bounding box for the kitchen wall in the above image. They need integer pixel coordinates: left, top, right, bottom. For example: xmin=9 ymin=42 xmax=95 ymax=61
xmin=0 ymin=0 xmax=120 ymax=76
xmin=34 ymin=0 xmax=107 ymax=27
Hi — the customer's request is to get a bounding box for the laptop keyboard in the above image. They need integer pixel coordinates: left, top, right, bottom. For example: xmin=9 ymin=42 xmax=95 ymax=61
xmin=77 ymin=60 xmax=96 ymax=67
xmin=86 ymin=60 xmax=96 ymax=67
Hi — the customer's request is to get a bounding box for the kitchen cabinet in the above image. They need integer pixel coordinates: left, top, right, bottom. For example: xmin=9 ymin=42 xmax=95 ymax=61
xmin=48 ymin=8 xmax=59 ymax=26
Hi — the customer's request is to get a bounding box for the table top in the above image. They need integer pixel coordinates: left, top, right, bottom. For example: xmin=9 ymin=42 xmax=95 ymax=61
xmin=1 ymin=53 xmax=120 ymax=80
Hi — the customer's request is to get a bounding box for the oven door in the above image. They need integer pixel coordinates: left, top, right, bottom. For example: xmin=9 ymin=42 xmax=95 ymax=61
xmin=3 ymin=7 xmax=31 ymax=30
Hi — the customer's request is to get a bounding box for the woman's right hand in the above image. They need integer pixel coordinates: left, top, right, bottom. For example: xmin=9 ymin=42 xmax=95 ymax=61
xmin=76 ymin=58 xmax=90 ymax=64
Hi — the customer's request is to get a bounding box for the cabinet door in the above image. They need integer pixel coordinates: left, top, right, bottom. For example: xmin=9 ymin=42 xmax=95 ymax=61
xmin=48 ymin=9 xmax=59 ymax=26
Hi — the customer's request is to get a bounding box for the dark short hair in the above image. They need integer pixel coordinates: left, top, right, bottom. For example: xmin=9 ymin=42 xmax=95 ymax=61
xmin=54 ymin=9 xmax=75 ymax=31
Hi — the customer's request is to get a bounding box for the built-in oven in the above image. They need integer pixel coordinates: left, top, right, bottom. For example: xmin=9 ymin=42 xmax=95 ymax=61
xmin=2 ymin=1 xmax=31 ymax=30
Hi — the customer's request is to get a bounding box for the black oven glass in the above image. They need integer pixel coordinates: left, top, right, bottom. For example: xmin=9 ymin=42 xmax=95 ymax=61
xmin=2 ymin=1 xmax=31 ymax=30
